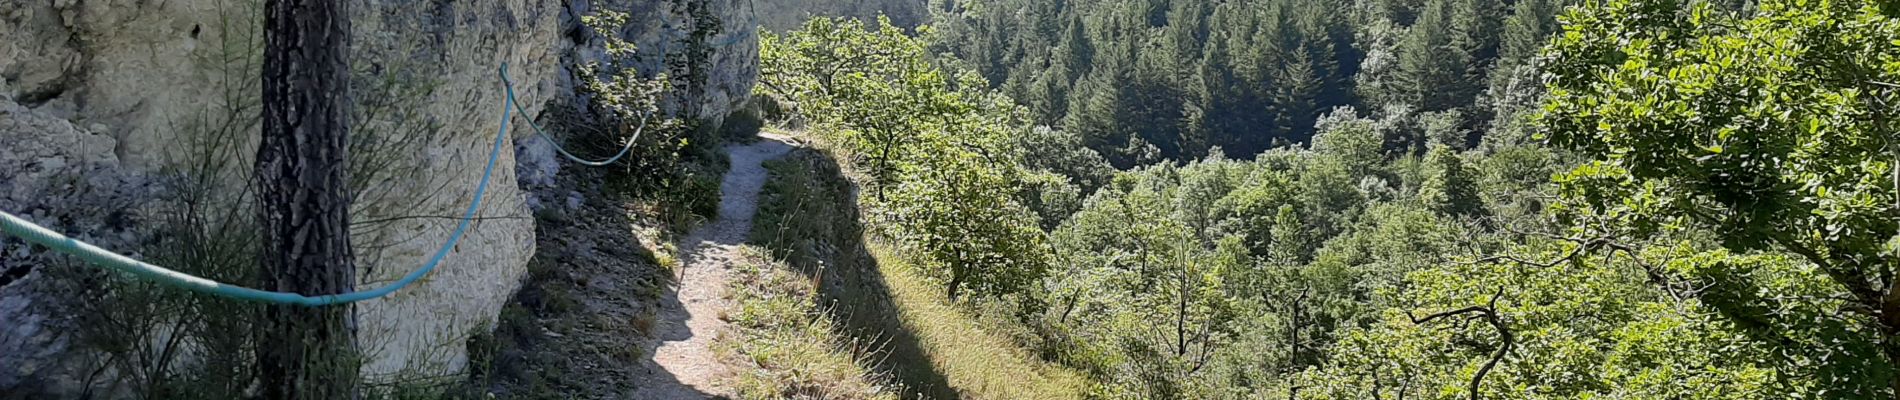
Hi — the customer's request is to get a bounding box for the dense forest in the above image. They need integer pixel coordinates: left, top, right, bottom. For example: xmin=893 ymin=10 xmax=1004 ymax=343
xmin=759 ymin=0 xmax=1900 ymax=397
xmin=924 ymin=0 xmax=1563 ymax=166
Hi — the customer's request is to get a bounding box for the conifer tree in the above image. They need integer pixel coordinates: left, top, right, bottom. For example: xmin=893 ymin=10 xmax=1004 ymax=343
xmin=256 ymin=0 xmax=357 ymax=398
xmin=1395 ymin=0 xmax=1473 ymax=112
xmin=1498 ymin=0 xmax=1559 ymax=67
xmin=1417 ymin=145 xmax=1484 ymax=217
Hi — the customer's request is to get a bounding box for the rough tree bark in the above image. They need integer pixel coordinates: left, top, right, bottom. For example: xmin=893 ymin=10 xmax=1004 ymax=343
xmin=256 ymin=0 xmax=356 ymax=398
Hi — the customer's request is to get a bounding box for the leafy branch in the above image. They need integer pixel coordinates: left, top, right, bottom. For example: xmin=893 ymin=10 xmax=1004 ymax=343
xmin=1409 ymin=287 xmax=1512 ymax=400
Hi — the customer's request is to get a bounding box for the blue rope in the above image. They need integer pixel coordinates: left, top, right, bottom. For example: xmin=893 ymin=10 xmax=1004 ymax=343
xmin=516 ymin=18 xmax=760 ymax=165
xmin=0 ymin=64 xmax=517 ymax=306
xmin=503 ymin=68 xmax=649 ymax=167
xmin=0 ymin=20 xmax=763 ymax=305
xmin=321 ymin=64 xmax=514 ymax=305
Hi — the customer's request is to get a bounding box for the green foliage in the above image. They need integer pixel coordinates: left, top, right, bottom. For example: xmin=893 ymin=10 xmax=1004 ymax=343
xmin=571 ymin=10 xmax=715 ymax=225
xmin=1301 ymin=244 xmax=1797 ymax=399
xmin=880 ymin=133 xmax=1051 ymax=300
xmin=577 ymin=11 xmax=679 ymax=156
xmin=1498 ymin=0 xmax=1562 ymax=67
xmin=1417 ymin=145 xmax=1486 ymax=218
xmin=1540 ymin=0 xmax=1900 ymax=393
xmin=1020 ymin=170 xmax=1086 ymax=232
xmin=761 ymin=17 xmax=943 ymax=187
xmin=1041 ymin=146 xmax=1508 ymax=396
xmin=916 ymin=0 xmax=1900 ymax=390
xmin=753 ymin=0 xmax=1900 ymax=397
xmin=926 ymin=0 xmax=1586 ymax=164
xmin=1393 ymin=0 xmax=1476 ymax=112
xmin=764 ymin=17 xmax=1060 ymax=301
xmin=932 ymin=0 xmax=1367 ymax=162
xmin=1312 ymin=107 xmax=1390 ymax=177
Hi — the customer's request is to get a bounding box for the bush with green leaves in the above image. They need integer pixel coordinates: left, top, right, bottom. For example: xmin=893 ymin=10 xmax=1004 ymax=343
xmin=575 ymin=10 xmax=679 ymax=159
xmin=1297 ymin=243 xmax=1806 ymax=399
xmin=761 ymin=16 xmax=944 ymax=188
xmin=1539 ymin=0 xmax=1900 ymax=394
xmin=879 ymin=137 xmax=1050 ymax=301
xmin=763 ymin=17 xmax=1058 ymax=302
xmin=568 ymin=10 xmax=723 ymax=225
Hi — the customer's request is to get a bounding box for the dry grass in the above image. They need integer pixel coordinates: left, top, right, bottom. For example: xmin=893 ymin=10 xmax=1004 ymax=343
xmin=864 ymin=242 xmax=1093 ymax=400
xmin=716 ymin=247 xmax=900 ymax=400
xmin=631 ymin=312 xmax=658 ymax=337
xmin=655 ymin=246 xmax=683 ymax=276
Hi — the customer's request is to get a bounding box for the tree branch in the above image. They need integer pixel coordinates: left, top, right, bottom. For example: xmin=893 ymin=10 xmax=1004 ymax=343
xmin=1409 ymin=287 xmax=1512 ymax=400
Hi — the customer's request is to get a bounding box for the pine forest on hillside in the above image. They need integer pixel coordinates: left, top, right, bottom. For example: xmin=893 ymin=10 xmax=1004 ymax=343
xmin=757 ymin=0 xmax=1900 ymax=397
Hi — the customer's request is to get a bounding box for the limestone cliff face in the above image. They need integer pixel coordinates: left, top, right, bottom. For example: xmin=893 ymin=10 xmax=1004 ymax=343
xmin=0 ymin=0 xmax=757 ymax=397
xmin=519 ymin=0 xmax=759 ymax=192
xmin=563 ymin=0 xmax=757 ymax=120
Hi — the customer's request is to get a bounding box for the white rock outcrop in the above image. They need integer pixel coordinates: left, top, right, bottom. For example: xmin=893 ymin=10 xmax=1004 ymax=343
xmin=0 ymin=94 xmax=151 ymax=398
xmin=0 ymin=0 xmax=758 ymax=397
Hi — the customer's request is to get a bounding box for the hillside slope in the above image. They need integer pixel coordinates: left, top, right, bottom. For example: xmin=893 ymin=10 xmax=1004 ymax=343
xmin=745 ymin=137 xmax=1092 ymax=399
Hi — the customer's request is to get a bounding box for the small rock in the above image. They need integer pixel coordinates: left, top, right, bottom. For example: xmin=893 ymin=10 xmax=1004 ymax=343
xmin=33 ymin=157 xmax=65 ymax=172
xmin=32 ymin=98 xmax=77 ymax=121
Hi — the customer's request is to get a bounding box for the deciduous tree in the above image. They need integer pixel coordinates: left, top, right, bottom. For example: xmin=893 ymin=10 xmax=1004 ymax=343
xmin=1540 ymin=0 xmax=1900 ymax=394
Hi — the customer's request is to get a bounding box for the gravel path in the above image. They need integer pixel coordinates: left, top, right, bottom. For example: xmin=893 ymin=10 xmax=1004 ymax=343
xmin=628 ymin=134 xmax=795 ymax=399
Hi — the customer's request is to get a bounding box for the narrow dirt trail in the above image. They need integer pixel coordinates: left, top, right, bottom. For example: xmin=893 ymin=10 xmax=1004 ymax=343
xmin=629 ymin=134 xmax=796 ymax=399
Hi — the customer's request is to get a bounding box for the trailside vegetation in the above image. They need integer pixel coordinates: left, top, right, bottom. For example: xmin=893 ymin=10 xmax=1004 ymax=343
xmin=762 ymin=17 xmax=1057 ymax=302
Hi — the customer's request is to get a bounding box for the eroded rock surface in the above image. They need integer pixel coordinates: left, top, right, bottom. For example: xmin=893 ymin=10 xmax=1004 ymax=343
xmin=0 ymin=0 xmax=759 ymax=396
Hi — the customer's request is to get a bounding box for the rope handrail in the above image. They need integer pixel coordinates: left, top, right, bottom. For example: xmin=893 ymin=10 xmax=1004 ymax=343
xmin=0 ymin=19 xmax=761 ymax=306
xmin=504 ymin=67 xmax=649 ymax=166
xmin=0 ymin=64 xmax=518 ymax=306
xmin=514 ymin=18 xmax=755 ymax=166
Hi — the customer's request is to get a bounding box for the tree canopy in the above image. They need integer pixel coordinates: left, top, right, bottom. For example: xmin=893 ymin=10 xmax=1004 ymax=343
xmin=755 ymin=0 xmax=1900 ymax=396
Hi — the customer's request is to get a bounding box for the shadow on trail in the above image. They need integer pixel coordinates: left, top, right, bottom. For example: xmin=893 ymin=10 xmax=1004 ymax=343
xmin=749 ymin=146 xmax=963 ymax=400
xmin=631 ymin=134 xmax=794 ymax=399
xmin=478 ymin=136 xmax=716 ymax=399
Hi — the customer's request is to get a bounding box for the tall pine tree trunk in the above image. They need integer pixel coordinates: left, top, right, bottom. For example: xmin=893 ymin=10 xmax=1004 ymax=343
xmin=256 ymin=0 xmax=356 ymax=398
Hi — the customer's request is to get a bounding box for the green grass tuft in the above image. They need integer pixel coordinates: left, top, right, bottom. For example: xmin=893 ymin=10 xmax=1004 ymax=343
xmin=717 ymin=247 xmax=900 ymax=400
xmin=864 ymin=243 xmax=1092 ymax=400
